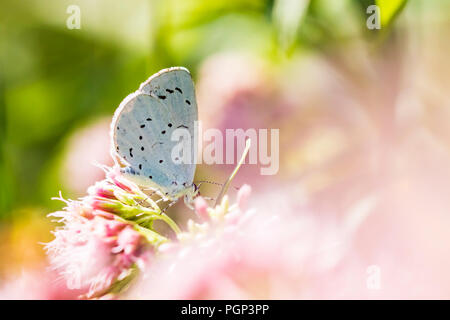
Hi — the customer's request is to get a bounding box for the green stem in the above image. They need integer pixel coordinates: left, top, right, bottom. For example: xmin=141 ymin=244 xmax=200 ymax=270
xmin=134 ymin=211 xmax=181 ymax=235
xmin=154 ymin=213 xmax=181 ymax=234
xmin=134 ymin=223 xmax=168 ymax=245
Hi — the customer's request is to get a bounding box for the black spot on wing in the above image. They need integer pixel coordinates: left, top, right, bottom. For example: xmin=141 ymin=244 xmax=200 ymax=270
xmin=175 ymin=87 xmax=182 ymax=94
xmin=185 ymin=100 xmax=191 ymax=105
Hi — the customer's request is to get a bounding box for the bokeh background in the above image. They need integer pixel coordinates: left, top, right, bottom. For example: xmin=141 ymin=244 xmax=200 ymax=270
xmin=1 ymin=0 xmax=450 ymax=298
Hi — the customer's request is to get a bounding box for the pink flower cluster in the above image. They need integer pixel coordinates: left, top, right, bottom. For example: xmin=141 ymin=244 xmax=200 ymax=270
xmin=45 ymin=167 xmax=153 ymax=298
xmin=129 ymin=185 xmax=328 ymax=299
xmin=43 ymin=164 xmax=259 ymax=299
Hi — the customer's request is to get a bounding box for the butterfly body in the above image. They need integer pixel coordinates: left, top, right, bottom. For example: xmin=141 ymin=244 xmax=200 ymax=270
xmin=111 ymin=67 xmax=198 ymax=204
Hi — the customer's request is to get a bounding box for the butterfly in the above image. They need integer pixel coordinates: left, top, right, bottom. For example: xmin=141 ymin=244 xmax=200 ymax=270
xmin=110 ymin=67 xmax=199 ymax=208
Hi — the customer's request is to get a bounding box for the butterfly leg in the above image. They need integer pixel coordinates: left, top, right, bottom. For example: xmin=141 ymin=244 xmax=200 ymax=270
xmin=137 ymin=190 xmax=157 ymax=207
xmin=161 ymin=200 xmax=178 ymax=214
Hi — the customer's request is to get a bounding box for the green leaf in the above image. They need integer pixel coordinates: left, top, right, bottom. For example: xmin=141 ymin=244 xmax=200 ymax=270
xmin=376 ymin=0 xmax=407 ymax=27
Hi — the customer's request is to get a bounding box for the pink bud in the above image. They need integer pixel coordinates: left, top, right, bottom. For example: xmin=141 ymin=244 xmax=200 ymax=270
xmin=107 ymin=166 xmax=138 ymax=193
xmin=88 ymin=182 xmax=115 ymax=199
xmin=237 ymin=184 xmax=252 ymax=211
xmin=78 ymin=206 xmax=95 ymax=219
xmin=194 ymin=197 xmax=210 ymax=221
xmin=87 ymin=196 xmax=122 ymax=215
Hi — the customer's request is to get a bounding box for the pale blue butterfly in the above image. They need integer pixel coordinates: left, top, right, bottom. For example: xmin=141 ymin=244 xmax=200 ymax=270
xmin=111 ymin=67 xmax=199 ymax=207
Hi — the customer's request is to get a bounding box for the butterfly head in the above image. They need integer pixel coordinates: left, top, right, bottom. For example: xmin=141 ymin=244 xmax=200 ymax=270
xmin=181 ymin=182 xmax=200 ymax=210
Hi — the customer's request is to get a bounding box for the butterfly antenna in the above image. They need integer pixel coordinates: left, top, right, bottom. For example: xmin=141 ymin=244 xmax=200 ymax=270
xmin=195 ymin=180 xmax=223 ymax=187
xmin=195 ymin=181 xmax=244 ymax=203
xmin=201 ymin=196 xmax=216 ymax=202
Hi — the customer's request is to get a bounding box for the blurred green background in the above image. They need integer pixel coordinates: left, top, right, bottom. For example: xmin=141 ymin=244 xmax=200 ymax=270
xmin=1 ymin=0 xmax=450 ymax=279
xmin=0 ymin=0 xmax=408 ymax=217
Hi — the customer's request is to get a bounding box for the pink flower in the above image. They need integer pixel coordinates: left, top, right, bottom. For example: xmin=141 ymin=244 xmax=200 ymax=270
xmin=0 ymin=268 xmax=82 ymax=300
xmin=44 ymin=165 xmax=176 ymax=298
xmin=46 ymin=203 xmax=150 ymax=298
xmin=115 ymin=226 xmax=142 ymax=256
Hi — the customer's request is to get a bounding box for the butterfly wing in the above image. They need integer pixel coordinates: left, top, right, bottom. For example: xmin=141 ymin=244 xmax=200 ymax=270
xmin=111 ymin=67 xmax=198 ymax=199
xmin=139 ymin=67 xmax=197 ymax=147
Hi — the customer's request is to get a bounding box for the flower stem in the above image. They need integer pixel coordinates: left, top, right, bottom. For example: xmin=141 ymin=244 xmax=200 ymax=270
xmin=154 ymin=213 xmax=181 ymax=235
xmin=215 ymin=139 xmax=251 ymax=207
xmin=133 ymin=210 xmax=181 ymax=235
xmin=134 ymin=223 xmax=168 ymax=245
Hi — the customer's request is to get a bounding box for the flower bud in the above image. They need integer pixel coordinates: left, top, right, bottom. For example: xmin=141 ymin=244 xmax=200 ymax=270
xmin=237 ymin=184 xmax=252 ymax=212
xmin=194 ymin=197 xmax=210 ymax=221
